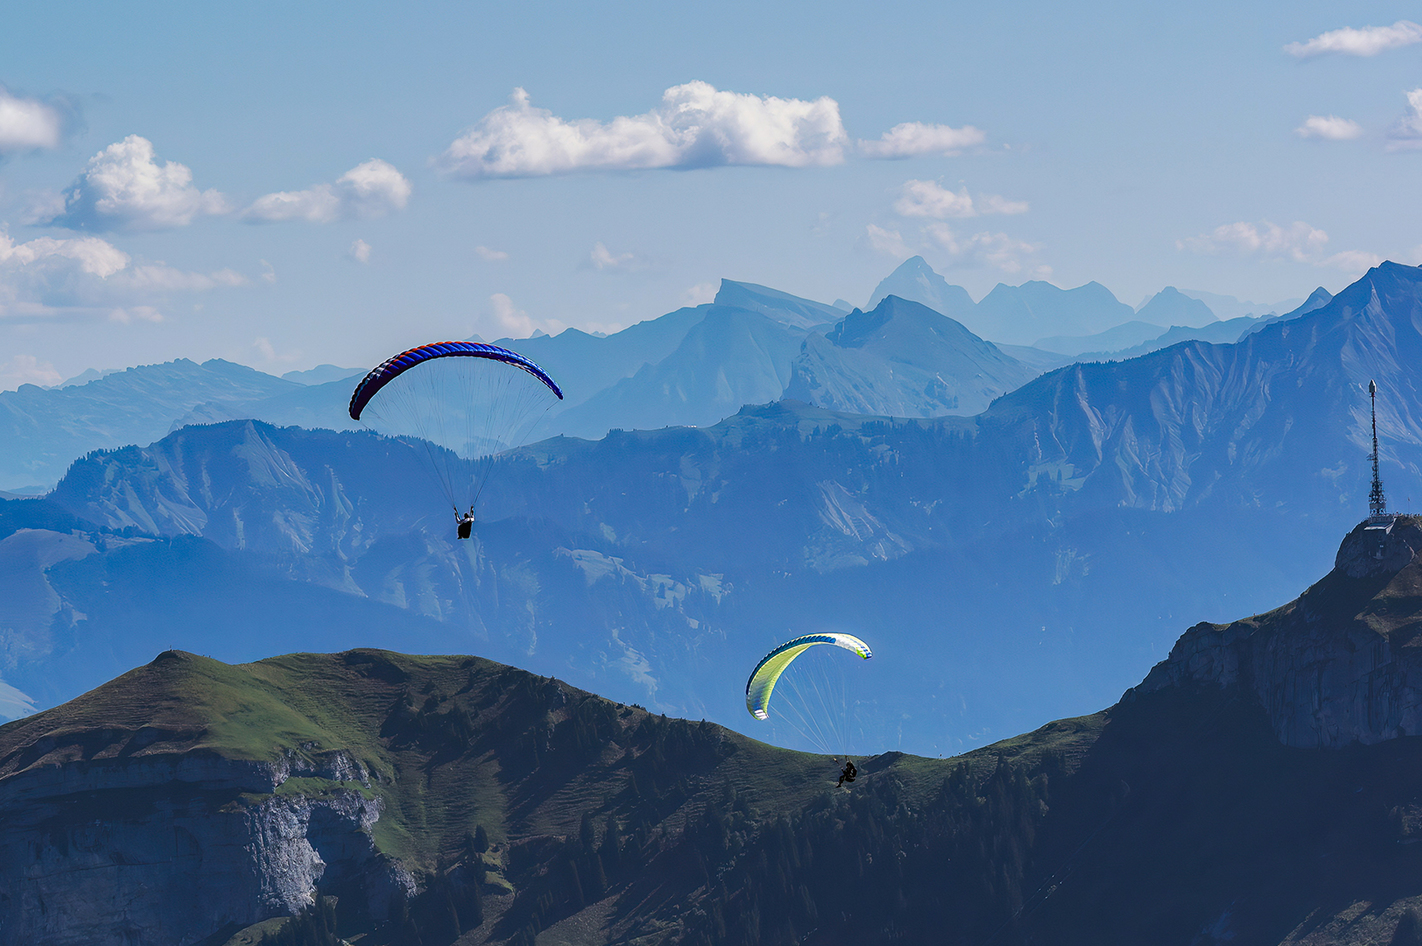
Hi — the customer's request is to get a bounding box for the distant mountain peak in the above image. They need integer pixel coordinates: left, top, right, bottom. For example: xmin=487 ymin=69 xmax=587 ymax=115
xmin=866 ymin=257 xmax=975 ymax=320
xmin=1136 ymin=285 xmax=1218 ymax=328
xmin=711 ymin=279 xmax=843 ymax=329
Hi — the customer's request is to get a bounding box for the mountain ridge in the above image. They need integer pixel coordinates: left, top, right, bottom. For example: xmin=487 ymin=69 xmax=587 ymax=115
xmin=10 ymin=513 xmax=1422 ymax=944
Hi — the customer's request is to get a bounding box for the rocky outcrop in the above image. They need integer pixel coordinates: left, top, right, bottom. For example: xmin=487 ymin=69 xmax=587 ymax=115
xmin=0 ymin=748 xmax=410 ymax=946
xmin=1137 ymin=515 xmax=1422 ymax=748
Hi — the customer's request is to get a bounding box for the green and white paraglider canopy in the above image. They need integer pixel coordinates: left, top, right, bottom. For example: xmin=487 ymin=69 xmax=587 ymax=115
xmin=745 ymin=633 xmax=873 ymax=721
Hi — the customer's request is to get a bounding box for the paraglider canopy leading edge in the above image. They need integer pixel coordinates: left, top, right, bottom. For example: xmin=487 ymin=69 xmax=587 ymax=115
xmin=745 ymin=633 xmax=872 ymax=721
xmin=348 ymin=341 xmax=563 ymax=421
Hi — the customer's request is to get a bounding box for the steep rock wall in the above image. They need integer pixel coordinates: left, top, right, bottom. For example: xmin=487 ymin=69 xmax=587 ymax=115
xmin=0 ymin=749 xmax=409 ymax=946
xmin=1137 ymin=515 xmax=1422 ymax=748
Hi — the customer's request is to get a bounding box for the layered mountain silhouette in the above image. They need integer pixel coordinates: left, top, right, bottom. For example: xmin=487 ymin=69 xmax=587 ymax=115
xmin=784 ymin=295 xmax=1036 ymax=416
xmin=7 ymin=516 xmax=1422 ymax=944
xmin=866 ymin=255 xmax=977 ymax=322
xmin=0 ymin=359 xmax=298 ymax=489
xmin=866 ymin=257 xmax=1147 ymax=345
xmin=1133 ymin=285 xmax=1219 ymax=329
xmin=7 ymin=264 xmax=1419 ymax=751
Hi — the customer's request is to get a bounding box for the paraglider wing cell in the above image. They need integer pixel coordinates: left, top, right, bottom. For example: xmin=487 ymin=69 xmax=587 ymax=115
xmin=745 ymin=633 xmax=872 ymax=720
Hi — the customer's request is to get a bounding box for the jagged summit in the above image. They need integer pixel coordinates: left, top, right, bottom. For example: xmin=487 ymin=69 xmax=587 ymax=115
xmin=1139 ymin=515 xmax=1422 ymax=748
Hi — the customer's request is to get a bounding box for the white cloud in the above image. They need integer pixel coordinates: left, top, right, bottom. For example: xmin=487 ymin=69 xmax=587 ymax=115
xmin=864 ymin=224 xmax=912 ymax=258
xmin=438 ymin=82 xmax=848 ymax=178
xmin=51 ymin=135 xmax=227 ymax=231
xmin=1388 ymin=89 xmax=1422 ymax=150
xmin=925 ymin=223 xmax=1049 ymax=276
xmin=1295 ymin=115 xmax=1363 ymax=140
xmin=243 ymin=159 xmax=411 ymax=223
xmin=106 ymin=306 xmax=163 ymax=324
xmin=1286 ymin=20 xmax=1422 ymax=57
xmin=682 ymin=282 xmax=717 ymax=305
xmin=114 ymin=264 xmax=246 ymax=292
xmin=475 ymin=245 xmax=509 ymax=261
xmin=1321 ymin=249 xmax=1384 ymax=273
xmin=859 ymin=122 xmax=986 ymax=159
xmin=254 ymin=336 xmax=302 ymax=364
xmin=487 ymin=292 xmax=537 ymax=336
xmin=0 ymin=231 xmax=129 ymax=277
xmin=0 ymin=88 xmax=64 ymax=153
xmin=1179 ymin=219 xmax=1385 ymax=274
xmin=0 ymin=354 xmax=62 ymax=391
xmin=893 ymin=179 xmax=1028 ymax=219
xmin=590 ymin=242 xmax=643 ymax=271
xmin=0 ymin=229 xmax=245 ymax=321
xmin=348 ymin=239 xmax=372 ymax=264
xmin=1178 ymin=220 xmax=1330 ymax=262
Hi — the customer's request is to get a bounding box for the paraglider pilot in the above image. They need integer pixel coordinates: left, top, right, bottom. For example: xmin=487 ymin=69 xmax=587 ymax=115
xmin=456 ymin=506 xmax=476 ymax=540
xmin=837 ymin=758 xmax=857 ymax=787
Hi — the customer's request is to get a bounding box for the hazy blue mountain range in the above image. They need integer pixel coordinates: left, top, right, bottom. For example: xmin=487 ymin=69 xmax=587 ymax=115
xmin=10 ymin=263 xmax=1422 ymax=755
xmin=1132 ymin=285 xmax=1218 ymax=328
xmin=0 ymin=279 xmax=1041 ymax=490
xmin=1033 ymin=320 xmax=1166 ymax=356
xmin=869 ymin=258 xmax=1145 ymax=346
xmin=542 ymin=304 xmax=812 ymax=439
xmin=783 ymin=295 xmax=1037 ymax=416
xmin=706 ymin=278 xmax=846 ymax=329
xmin=0 ymin=266 xmax=1327 ymax=496
xmin=1177 ymin=285 xmax=1305 ymax=321
xmin=1040 ymin=286 xmax=1335 ymax=362
xmin=0 ymin=359 xmax=299 ymax=490
xmin=7 ymin=518 xmax=1422 ymax=945
xmin=866 ymin=255 xmax=977 ymax=322
xmin=975 ymin=279 xmax=1139 ymax=345
xmin=280 ymin=363 xmax=362 ymax=385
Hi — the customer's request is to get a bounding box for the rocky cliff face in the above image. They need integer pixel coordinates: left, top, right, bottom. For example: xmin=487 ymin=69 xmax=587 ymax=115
xmin=0 ymin=737 xmax=408 ymax=946
xmin=1138 ymin=515 xmax=1422 ymax=748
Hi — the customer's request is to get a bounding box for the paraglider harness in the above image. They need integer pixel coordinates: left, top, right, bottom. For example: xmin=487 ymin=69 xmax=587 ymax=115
xmin=456 ymin=506 xmax=476 ymax=540
xmin=837 ymin=759 xmax=857 ymax=787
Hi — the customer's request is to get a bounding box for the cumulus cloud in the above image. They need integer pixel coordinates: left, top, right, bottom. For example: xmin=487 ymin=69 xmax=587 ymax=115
xmin=893 ymin=179 xmax=1028 ymax=219
xmin=439 ymin=83 xmax=848 ymax=178
xmin=254 ymin=337 xmax=302 ymax=364
xmin=348 ymin=239 xmax=372 ymax=264
xmin=1388 ymin=89 xmax=1422 ymax=150
xmin=475 ymin=245 xmax=509 ymax=261
xmin=0 ymin=231 xmax=128 ymax=277
xmin=864 ymin=224 xmax=913 ymax=258
xmin=487 ymin=292 xmax=537 ymax=336
xmin=0 ymin=88 xmax=64 ymax=153
xmin=1179 ymin=219 xmax=1383 ymax=274
xmin=1321 ymin=249 xmax=1384 ymax=273
xmin=1295 ymin=115 xmax=1363 ymax=140
xmin=925 ymin=223 xmax=1049 ymax=276
xmin=50 ymin=135 xmax=227 ymax=231
xmin=243 ymin=159 xmax=411 ymax=223
xmin=1178 ymin=220 xmax=1330 ymax=262
xmin=0 ymin=229 xmax=245 ymax=321
xmin=682 ymin=282 xmax=717 ymax=305
xmin=859 ymin=122 xmax=986 ymax=159
xmin=590 ymin=242 xmax=643 ymax=271
xmin=1286 ymin=20 xmax=1422 ymax=57
xmin=0 ymin=354 xmax=62 ymax=391
xmin=115 ymin=264 xmax=246 ymax=292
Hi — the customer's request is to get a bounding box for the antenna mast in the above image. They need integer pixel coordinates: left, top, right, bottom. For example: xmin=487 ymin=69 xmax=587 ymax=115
xmin=1369 ymin=379 xmax=1388 ymax=519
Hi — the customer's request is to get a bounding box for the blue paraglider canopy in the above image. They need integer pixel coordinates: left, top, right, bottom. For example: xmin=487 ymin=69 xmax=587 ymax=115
xmin=349 ymin=341 xmax=563 ymax=421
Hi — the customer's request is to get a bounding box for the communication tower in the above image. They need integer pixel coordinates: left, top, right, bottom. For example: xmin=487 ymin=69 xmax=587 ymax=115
xmin=1368 ymin=379 xmax=1391 ymax=522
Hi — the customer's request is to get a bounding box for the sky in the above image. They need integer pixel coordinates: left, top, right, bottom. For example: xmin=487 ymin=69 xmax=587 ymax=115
xmin=2 ymin=0 xmax=1422 ymax=388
